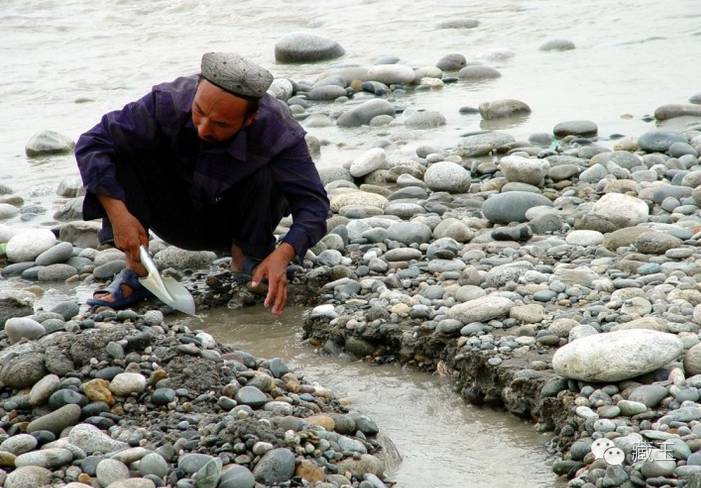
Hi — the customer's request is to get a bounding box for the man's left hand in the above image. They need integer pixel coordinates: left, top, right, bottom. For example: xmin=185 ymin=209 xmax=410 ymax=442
xmin=251 ymin=243 xmax=296 ymax=315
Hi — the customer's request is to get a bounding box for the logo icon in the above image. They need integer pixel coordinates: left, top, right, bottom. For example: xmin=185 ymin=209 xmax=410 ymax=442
xmin=590 ymin=438 xmax=624 ymax=466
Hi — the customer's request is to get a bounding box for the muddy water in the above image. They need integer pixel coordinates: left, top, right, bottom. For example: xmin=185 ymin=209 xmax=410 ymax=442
xmin=197 ymin=306 xmax=564 ymax=487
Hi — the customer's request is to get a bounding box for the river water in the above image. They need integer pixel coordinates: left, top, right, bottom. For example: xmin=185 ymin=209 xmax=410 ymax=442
xmin=2 ymin=0 xmax=701 ymax=222
xmin=198 ymin=306 xmax=563 ymax=488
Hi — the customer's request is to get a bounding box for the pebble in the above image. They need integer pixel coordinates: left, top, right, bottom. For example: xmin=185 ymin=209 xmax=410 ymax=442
xmin=275 ymin=33 xmax=345 ymax=63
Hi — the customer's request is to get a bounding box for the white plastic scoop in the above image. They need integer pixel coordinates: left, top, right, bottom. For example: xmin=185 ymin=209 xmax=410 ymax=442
xmin=138 ymin=245 xmax=197 ymax=316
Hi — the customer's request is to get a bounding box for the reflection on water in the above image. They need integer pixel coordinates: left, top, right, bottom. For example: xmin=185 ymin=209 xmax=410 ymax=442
xmin=196 ymin=306 xmax=564 ymax=488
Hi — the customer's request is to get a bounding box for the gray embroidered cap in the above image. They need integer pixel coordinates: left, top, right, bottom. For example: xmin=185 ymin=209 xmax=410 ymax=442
xmin=200 ymin=52 xmax=274 ymax=98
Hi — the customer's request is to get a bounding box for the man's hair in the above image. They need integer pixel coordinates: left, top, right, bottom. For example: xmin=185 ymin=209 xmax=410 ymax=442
xmin=197 ymin=75 xmax=260 ymax=117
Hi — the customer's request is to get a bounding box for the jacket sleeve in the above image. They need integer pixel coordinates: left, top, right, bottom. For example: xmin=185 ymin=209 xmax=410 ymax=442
xmin=74 ymin=92 xmax=159 ymax=219
xmin=270 ymin=138 xmax=330 ymax=259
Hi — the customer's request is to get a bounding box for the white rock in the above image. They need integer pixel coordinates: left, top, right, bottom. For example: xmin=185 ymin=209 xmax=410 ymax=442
xmin=553 ymin=329 xmax=683 ymax=382
xmin=6 ymin=228 xmax=57 ymax=262
xmin=267 ymin=78 xmax=294 ymax=101
xmin=448 ymin=296 xmax=514 ymax=323
xmin=5 ymin=317 xmax=46 ymax=344
xmin=499 ymin=155 xmax=549 ymax=186
xmin=0 ymin=203 xmax=20 ymax=220
xmin=69 ymin=423 xmax=129 ymax=454
xmin=109 ymin=373 xmax=147 ymax=396
xmin=330 ymin=190 xmax=388 ymax=212
xmin=592 ymin=193 xmax=649 ymax=227
xmin=565 ymin=230 xmax=605 ymax=247
xmin=423 ymin=162 xmax=471 ymax=193
xmin=349 ymin=148 xmax=388 ymax=178
xmin=310 ymin=304 xmax=338 ymax=320
xmin=366 ymin=64 xmax=415 ymax=85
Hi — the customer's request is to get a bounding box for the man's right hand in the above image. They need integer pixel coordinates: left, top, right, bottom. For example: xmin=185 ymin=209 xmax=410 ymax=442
xmin=97 ymin=195 xmax=149 ymax=276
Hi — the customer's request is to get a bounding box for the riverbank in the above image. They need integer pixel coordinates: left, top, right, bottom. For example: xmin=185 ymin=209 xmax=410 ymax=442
xmin=2 ymin=39 xmax=701 ymax=487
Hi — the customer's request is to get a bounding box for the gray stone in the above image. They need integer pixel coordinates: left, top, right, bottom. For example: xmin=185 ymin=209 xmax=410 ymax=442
xmin=654 ymin=104 xmax=701 ymax=121
xmin=219 ymin=465 xmax=255 ymax=488
xmin=97 ymin=459 xmax=130 ymax=487
xmin=56 ymin=176 xmax=84 ymax=198
xmin=553 ymin=330 xmax=683 ymax=382
xmin=154 ymin=246 xmax=216 ymax=270
xmin=539 ymin=39 xmax=576 ymax=51
xmin=479 ymin=99 xmax=531 ymax=120
xmin=93 ymin=260 xmax=127 ymax=280
xmin=553 ymin=120 xmax=597 ymax=138
xmin=235 ymin=386 xmax=267 ymax=408
xmin=192 ymin=457 xmax=223 ymax=488
xmin=386 ymin=222 xmax=432 ymax=244
xmin=458 ymin=65 xmax=501 ymax=80
xmin=0 ymin=351 xmax=46 ymax=389
xmin=253 ymin=448 xmax=295 ymax=484
xmin=25 ymin=130 xmax=74 ymax=157
xmin=482 ymin=191 xmax=552 ymax=224
xmin=638 ymin=131 xmax=687 ymax=152
xmin=591 ymin=193 xmax=649 ymax=228
xmin=58 ymin=221 xmax=101 ymax=249
xmin=37 ymin=263 xmax=78 ymax=281
xmin=337 ymin=99 xmax=395 ymax=128
xmin=436 ymin=18 xmax=479 ymax=29
xmin=458 ymin=131 xmax=515 ymax=157
xmin=628 ymin=385 xmax=668 ymax=408
xmin=105 ymin=480 xmax=156 ymax=488
xmin=178 ymin=453 xmax=214 ymax=475
xmin=15 ymin=447 xmax=73 ymax=469
xmin=275 ymin=33 xmax=345 ymax=63
xmin=383 ymin=248 xmax=422 ymax=261
xmin=139 ymin=453 xmax=168 ymax=478
xmin=436 ymin=53 xmax=466 ymax=71
xmin=53 ymin=197 xmax=83 ymax=221
xmin=69 ymin=423 xmax=129 ymax=454
xmin=404 ymin=111 xmax=447 ymax=129
xmin=28 ymin=404 xmax=82 ymax=435
xmin=0 ymin=435 xmax=37 ymax=455
xmin=308 ymin=85 xmax=346 ymax=101
xmin=499 ymin=155 xmax=548 ymax=185
xmin=4 ymin=465 xmax=52 ymax=488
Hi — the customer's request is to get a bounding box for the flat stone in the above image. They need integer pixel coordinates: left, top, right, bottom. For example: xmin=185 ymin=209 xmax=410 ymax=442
xmin=499 ymin=155 xmax=548 ymax=185
xmin=15 ymin=448 xmax=73 ymax=469
xmin=0 ymin=435 xmax=37 ymax=455
xmin=350 ymin=148 xmax=387 ymax=178
xmin=219 ymin=465 xmax=255 ymax=488
xmin=591 ymin=193 xmax=649 ymax=228
xmin=539 ymin=38 xmax=576 ymax=51
xmin=235 ymin=386 xmax=267 ymax=408
xmin=553 ymin=120 xmax=597 ymax=138
xmin=35 ymin=242 xmax=73 ymax=266
xmin=28 ymin=404 xmax=82 ymax=435
xmin=553 ymin=330 xmax=683 ymax=382
xmin=366 ymin=64 xmax=415 ymax=85
xmin=448 ymin=295 xmax=514 ymax=323
xmin=275 ymin=33 xmax=345 ymax=63
xmin=654 ymin=104 xmax=701 ymax=121
xmin=458 ymin=65 xmax=501 ymax=80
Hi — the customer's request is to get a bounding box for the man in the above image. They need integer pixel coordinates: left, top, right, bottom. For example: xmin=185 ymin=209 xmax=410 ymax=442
xmin=75 ymin=52 xmax=329 ymax=315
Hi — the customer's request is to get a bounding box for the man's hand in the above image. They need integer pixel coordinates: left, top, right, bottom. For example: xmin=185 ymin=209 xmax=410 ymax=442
xmin=97 ymin=195 xmax=148 ymax=276
xmin=251 ymin=243 xmax=296 ymax=315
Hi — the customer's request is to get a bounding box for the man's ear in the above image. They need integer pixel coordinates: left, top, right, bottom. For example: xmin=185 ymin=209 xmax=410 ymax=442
xmin=244 ymin=114 xmax=256 ymax=128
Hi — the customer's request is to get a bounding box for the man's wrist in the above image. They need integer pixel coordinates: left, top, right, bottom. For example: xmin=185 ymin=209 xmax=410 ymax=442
xmin=276 ymin=242 xmax=296 ymax=262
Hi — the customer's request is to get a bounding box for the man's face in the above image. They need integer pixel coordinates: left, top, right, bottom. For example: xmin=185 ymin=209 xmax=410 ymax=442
xmin=192 ymin=79 xmax=253 ymax=143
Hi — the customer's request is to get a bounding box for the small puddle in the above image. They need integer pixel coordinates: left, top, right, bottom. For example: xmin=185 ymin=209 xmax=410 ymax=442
xmin=196 ymin=306 xmax=565 ymax=488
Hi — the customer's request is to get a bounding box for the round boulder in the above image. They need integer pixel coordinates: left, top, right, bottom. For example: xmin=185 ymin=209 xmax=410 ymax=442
xmin=423 ymin=162 xmax=471 ymax=193
xmin=6 ymin=228 xmax=57 ymax=263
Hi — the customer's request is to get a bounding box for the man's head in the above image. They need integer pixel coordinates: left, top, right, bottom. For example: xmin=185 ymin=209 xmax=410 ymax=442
xmin=193 ymin=52 xmax=273 ymax=143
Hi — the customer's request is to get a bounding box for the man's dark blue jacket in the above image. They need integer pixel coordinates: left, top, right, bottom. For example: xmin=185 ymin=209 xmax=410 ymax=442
xmin=75 ymin=75 xmax=329 ymax=258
